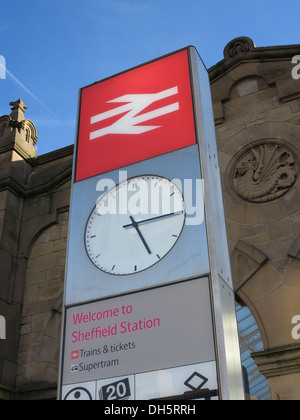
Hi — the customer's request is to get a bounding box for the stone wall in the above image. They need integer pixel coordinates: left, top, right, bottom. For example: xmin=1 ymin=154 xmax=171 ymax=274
xmin=0 ymin=99 xmax=73 ymax=399
xmin=15 ymin=210 xmax=68 ymax=399
xmin=210 ymin=38 xmax=300 ymax=400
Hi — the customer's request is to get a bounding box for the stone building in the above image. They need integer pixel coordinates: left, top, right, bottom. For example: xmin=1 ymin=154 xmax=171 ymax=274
xmin=0 ymin=37 xmax=299 ymax=400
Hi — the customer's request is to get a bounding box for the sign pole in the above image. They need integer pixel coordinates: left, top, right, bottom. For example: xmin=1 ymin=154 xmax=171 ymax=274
xmin=189 ymin=47 xmax=244 ymax=399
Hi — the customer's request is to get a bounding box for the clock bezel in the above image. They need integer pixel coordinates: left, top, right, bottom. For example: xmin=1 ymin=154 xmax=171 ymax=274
xmin=84 ymin=174 xmax=186 ymax=276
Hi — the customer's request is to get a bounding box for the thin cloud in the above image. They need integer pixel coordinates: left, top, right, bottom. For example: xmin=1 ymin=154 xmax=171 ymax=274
xmin=89 ymin=0 xmax=150 ymax=13
xmin=6 ymin=68 xmax=59 ymax=120
xmin=114 ymin=1 xmax=150 ymax=12
xmin=36 ymin=118 xmax=76 ymax=128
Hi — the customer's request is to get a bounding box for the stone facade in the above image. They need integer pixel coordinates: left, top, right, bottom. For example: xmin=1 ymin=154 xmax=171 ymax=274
xmin=0 ymin=100 xmax=73 ymax=399
xmin=15 ymin=203 xmax=69 ymax=399
xmin=210 ymin=37 xmax=300 ymax=400
xmin=0 ymin=38 xmax=299 ymax=400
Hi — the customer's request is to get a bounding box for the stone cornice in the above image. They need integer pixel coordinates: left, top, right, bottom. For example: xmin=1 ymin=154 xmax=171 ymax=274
xmin=0 ymin=145 xmax=74 ymax=198
xmin=209 ymin=40 xmax=300 ymax=82
xmin=29 ymin=144 xmax=74 ymax=166
xmin=0 ymin=165 xmax=72 ymax=198
xmin=252 ymin=343 xmax=300 ymax=378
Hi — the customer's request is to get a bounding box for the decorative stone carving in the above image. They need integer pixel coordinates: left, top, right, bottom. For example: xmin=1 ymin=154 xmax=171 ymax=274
xmin=9 ymin=99 xmax=28 ymax=121
xmin=23 ymin=120 xmax=38 ymax=145
xmin=229 ymin=40 xmax=250 ymax=57
xmin=233 ymin=144 xmax=297 ymax=203
xmin=0 ymin=115 xmax=10 ymax=136
xmin=9 ymin=119 xmax=25 ymax=131
xmin=223 ymin=37 xmax=255 ymax=60
xmin=0 ymin=100 xmax=38 ymax=159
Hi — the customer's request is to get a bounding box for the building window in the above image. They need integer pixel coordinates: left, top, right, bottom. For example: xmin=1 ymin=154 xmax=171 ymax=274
xmin=236 ymin=304 xmax=271 ymax=400
xmin=25 ymin=128 xmax=30 ymax=143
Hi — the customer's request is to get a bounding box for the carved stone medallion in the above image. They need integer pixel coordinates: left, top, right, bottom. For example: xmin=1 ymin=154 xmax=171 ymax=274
xmin=223 ymin=37 xmax=255 ymax=60
xmin=232 ymin=144 xmax=297 ymax=203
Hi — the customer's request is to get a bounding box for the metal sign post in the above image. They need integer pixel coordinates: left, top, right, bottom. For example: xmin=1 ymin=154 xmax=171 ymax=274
xmin=58 ymin=46 xmax=244 ymax=400
xmin=189 ymin=48 xmax=245 ymax=399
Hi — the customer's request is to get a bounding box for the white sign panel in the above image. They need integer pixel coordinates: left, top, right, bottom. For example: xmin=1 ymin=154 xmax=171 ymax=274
xmin=61 ymin=278 xmax=216 ymax=394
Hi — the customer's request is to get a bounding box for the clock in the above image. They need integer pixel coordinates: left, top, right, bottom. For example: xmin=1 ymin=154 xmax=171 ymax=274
xmin=85 ymin=175 xmax=186 ymax=275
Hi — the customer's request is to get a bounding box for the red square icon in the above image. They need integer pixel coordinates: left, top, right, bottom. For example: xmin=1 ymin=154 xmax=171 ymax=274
xmin=75 ymin=48 xmax=196 ymax=181
xmin=71 ymin=350 xmax=79 ymax=360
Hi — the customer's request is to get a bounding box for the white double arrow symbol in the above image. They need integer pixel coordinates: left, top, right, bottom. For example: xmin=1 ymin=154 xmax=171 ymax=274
xmin=89 ymin=86 xmax=179 ymax=140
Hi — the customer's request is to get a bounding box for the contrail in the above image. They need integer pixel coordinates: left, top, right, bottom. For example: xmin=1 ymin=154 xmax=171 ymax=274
xmin=5 ymin=68 xmax=59 ymax=120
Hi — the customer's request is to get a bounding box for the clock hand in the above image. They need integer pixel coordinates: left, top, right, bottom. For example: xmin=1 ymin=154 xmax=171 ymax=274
xmin=123 ymin=211 xmax=183 ymax=229
xmin=129 ymin=216 xmax=152 ymax=255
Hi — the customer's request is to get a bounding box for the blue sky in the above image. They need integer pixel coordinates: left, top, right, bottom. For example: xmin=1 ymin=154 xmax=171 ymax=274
xmin=0 ymin=0 xmax=299 ymax=155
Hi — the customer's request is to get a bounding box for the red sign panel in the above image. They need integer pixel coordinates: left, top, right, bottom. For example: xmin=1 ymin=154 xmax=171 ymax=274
xmin=75 ymin=48 xmax=196 ymax=181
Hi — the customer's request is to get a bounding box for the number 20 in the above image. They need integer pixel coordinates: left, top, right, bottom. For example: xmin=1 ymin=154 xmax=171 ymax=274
xmin=106 ymin=381 xmax=128 ymax=400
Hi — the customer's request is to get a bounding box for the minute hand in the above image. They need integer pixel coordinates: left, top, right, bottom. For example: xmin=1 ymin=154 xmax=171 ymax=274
xmin=123 ymin=211 xmax=182 ymax=229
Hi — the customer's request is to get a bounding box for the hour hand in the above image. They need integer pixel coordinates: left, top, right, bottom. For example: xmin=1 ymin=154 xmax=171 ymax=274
xmin=129 ymin=216 xmax=152 ymax=255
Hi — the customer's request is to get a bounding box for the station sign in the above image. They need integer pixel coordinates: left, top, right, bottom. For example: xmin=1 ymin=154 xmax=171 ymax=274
xmin=59 ymin=47 xmax=244 ymax=400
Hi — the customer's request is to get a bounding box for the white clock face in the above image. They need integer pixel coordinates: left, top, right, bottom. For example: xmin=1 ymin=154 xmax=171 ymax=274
xmin=85 ymin=175 xmax=185 ymax=275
